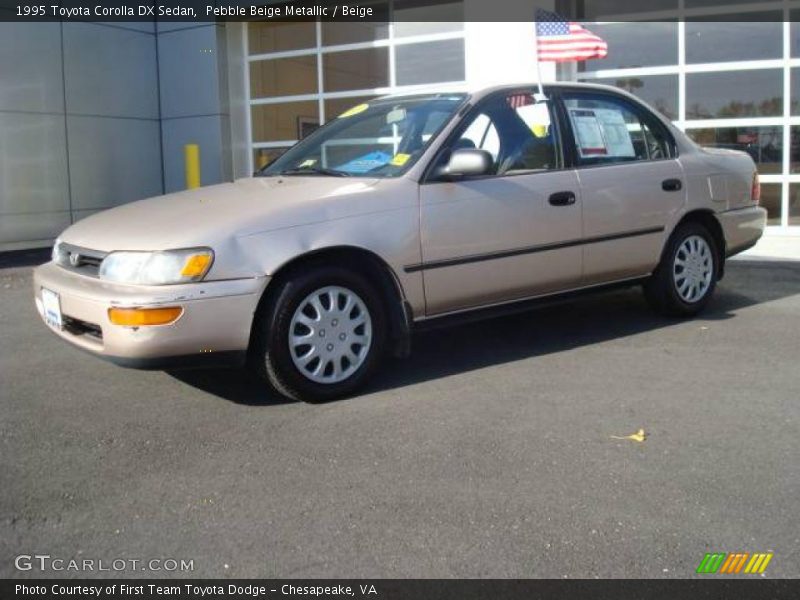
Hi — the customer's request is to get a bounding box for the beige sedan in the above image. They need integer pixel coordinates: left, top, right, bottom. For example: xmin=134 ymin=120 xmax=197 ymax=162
xmin=34 ymin=83 xmax=766 ymax=402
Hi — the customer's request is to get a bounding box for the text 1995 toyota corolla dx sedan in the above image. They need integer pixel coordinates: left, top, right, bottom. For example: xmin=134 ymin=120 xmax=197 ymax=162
xmin=34 ymin=83 xmax=766 ymax=402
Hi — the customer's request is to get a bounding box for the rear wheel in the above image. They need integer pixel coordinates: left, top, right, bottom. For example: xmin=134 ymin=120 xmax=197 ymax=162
xmin=251 ymin=266 xmax=387 ymax=402
xmin=644 ymin=222 xmax=720 ymax=317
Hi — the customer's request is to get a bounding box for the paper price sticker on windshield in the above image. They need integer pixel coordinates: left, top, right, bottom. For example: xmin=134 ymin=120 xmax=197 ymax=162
xmin=338 ymin=103 xmax=369 ymax=118
xmin=390 ymin=153 xmax=411 ymax=166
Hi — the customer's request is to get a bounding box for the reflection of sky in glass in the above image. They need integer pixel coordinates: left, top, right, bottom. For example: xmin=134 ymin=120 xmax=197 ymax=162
xmin=685 ymin=0 xmax=764 ymax=7
xmin=581 ymin=23 xmax=678 ymax=71
xmin=395 ymin=39 xmax=464 ymax=86
xmin=686 ymin=70 xmax=783 ymax=119
xmin=588 ymin=75 xmax=679 ymax=120
xmin=686 ymin=127 xmax=782 ymax=174
xmin=581 ymin=0 xmax=677 ymax=18
xmin=791 ymin=68 xmax=800 ymax=116
xmin=792 ymin=14 xmax=800 ymax=57
xmin=686 ymin=18 xmax=782 ymax=63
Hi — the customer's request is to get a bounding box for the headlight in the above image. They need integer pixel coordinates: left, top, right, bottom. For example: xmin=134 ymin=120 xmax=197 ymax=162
xmin=98 ymin=248 xmax=214 ymax=285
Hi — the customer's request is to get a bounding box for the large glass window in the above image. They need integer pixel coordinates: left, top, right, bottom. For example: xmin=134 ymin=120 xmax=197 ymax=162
xmin=565 ymin=14 xmax=797 ymax=228
xmin=579 ymin=0 xmax=677 ymax=18
xmin=321 ymin=21 xmax=389 ymax=46
xmin=396 ymin=39 xmax=465 ymax=86
xmin=789 ymin=127 xmax=800 ymax=174
xmin=685 ymin=0 xmax=766 ymax=7
xmin=249 ymin=21 xmax=315 ymax=54
xmin=323 ymin=48 xmax=389 ymax=92
xmin=393 ymin=1 xmax=464 ymax=37
xmin=686 ymin=16 xmax=782 ymax=64
xmin=759 ymin=184 xmax=782 ymax=226
xmin=249 ymin=57 xmax=318 ymax=99
xmin=792 ymin=12 xmax=800 ymax=58
xmin=791 ymin=68 xmax=800 ymax=116
xmin=580 ymin=22 xmax=678 ymax=72
xmin=686 ymin=127 xmax=783 ymax=175
xmin=686 ymin=70 xmax=783 ymax=119
xmin=251 ymin=101 xmax=320 ymax=143
xmin=789 ymin=185 xmax=800 ymax=226
xmin=583 ymin=75 xmax=679 ymax=120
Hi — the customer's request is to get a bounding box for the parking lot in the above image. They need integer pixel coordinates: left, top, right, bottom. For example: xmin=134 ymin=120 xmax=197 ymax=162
xmin=1 ymin=254 xmax=799 ymax=578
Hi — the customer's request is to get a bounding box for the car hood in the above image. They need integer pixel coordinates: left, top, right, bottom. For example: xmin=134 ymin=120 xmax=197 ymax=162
xmin=59 ymin=176 xmax=386 ymax=252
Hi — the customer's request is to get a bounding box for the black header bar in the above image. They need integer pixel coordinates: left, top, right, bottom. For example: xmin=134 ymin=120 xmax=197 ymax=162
xmin=0 ymin=0 xmax=797 ymax=23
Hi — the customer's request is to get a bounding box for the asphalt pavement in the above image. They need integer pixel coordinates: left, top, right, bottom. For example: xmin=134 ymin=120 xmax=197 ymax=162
xmin=1 ymin=255 xmax=798 ymax=578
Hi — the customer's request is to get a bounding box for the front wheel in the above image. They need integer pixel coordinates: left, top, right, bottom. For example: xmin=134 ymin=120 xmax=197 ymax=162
xmin=644 ymin=222 xmax=720 ymax=317
xmin=250 ymin=266 xmax=387 ymax=402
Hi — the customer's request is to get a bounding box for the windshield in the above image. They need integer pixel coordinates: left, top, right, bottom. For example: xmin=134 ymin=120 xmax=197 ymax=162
xmin=259 ymin=93 xmax=467 ymax=178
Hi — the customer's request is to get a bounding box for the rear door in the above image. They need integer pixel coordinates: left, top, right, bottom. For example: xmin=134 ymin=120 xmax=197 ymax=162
xmin=418 ymin=90 xmax=582 ymax=315
xmin=558 ymin=89 xmax=686 ymax=285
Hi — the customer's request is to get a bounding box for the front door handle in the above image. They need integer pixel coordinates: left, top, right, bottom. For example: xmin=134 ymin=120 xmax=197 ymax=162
xmin=549 ymin=191 xmax=576 ymax=206
xmin=662 ymin=178 xmax=683 ymax=192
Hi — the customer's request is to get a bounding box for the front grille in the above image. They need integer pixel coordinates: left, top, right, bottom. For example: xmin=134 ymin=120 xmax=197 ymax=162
xmin=55 ymin=243 xmax=107 ymax=277
xmin=62 ymin=315 xmax=103 ymax=341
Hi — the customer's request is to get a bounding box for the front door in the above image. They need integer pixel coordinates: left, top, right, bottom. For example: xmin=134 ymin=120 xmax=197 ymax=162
xmin=418 ymin=90 xmax=583 ymax=316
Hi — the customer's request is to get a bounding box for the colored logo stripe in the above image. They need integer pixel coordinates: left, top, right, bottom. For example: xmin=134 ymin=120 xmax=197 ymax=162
xmin=696 ymin=552 xmax=773 ymax=574
xmin=697 ymin=553 xmax=726 ymax=574
xmin=744 ymin=553 xmax=773 ymax=574
xmin=719 ymin=553 xmax=749 ymax=574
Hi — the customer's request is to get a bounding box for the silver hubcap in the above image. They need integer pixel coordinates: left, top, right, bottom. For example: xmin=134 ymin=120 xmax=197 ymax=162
xmin=289 ymin=286 xmax=372 ymax=384
xmin=673 ymin=235 xmax=713 ymax=303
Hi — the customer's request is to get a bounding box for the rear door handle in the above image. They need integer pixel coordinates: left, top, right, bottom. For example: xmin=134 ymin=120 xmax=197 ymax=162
xmin=549 ymin=191 xmax=576 ymax=206
xmin=662 ymin=178 xmax=683 ymax=192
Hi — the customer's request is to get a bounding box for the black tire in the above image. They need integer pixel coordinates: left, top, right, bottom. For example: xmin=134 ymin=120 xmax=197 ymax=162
xmin=250 ymin=265 xmax=387 ymax=403
xmin=644 ymin=221 xmax=720 ymax=317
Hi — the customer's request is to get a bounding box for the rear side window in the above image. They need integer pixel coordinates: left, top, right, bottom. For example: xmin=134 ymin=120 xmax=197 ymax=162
xmin=562 ymin=93 xmax=673 ymax=166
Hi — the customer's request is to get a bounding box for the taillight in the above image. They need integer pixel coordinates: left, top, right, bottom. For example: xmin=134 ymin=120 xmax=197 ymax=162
xmin=752 ymin=172 xmax=761 ymax=205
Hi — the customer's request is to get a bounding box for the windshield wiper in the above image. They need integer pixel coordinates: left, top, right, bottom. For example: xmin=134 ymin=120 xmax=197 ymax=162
xmin=279 ymin=166 xmax=350 ymax=177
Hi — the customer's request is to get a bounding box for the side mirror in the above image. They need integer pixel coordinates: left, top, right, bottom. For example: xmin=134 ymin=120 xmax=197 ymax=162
xmin=436 ymin=148 xmax=493 ymax=180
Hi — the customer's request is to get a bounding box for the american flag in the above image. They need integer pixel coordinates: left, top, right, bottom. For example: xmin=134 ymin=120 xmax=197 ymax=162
xmin=535 ymin=9 xmax=608 ymax=62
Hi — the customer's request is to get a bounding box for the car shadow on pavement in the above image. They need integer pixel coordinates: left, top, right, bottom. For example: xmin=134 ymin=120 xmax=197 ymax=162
xmin=0 ymin=248 xmax=51 ymax=269
xmin=167 ymin=368 xmax=297 ymax=406
xmin=166 ymin=259 xmax=799 ymax=405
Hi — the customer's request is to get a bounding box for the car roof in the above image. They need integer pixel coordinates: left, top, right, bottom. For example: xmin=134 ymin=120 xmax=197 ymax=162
xmin=376 ymin=81 xmax=643 ymax=106
xmin=466 ymin=81 xmax=633 ymax=100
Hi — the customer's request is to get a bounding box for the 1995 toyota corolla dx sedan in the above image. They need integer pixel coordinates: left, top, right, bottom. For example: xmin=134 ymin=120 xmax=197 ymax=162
xmin=34 ymin=83 xmax=766 ymax=402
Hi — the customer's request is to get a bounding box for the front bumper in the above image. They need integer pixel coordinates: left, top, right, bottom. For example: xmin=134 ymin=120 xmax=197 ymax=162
xmin=33 ymin=261 xmax=268 ymax=369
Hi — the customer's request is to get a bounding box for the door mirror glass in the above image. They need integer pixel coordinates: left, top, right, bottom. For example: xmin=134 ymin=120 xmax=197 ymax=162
xmin=438 ymin=148 xmax=493 ymax=179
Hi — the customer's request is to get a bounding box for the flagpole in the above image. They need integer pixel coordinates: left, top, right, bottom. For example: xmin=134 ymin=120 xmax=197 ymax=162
xmin=532 ymin=18 xmax=547 ymax=101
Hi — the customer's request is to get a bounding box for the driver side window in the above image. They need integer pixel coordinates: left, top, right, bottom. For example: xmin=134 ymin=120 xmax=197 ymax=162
xmin=450 ymin=92 xmax=561 ymax=176
xmin=459 ymin=113 xmax=500 ymax=160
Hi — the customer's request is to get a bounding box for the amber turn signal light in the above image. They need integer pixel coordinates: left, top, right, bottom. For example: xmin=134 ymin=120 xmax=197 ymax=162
xmin=108 ymin=306 xmax=183 ymax=326
xmin=181 ymin=253 xmax=213 ymax=278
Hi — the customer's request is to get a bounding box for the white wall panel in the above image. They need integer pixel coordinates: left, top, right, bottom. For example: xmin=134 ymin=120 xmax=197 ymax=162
xmin=0 ymin=21 xmax=64 ymax=114
xmin=63 ymin=22 xmax=159 ymax=119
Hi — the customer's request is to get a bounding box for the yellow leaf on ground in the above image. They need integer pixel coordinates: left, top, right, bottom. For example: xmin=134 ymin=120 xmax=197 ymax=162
xmin=610 ymin=428 xmax=647 ymax=442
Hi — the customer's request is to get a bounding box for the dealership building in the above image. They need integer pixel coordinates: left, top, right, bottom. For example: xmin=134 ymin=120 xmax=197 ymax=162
xmin=1 ymin=0 xmax=799 ymax=250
